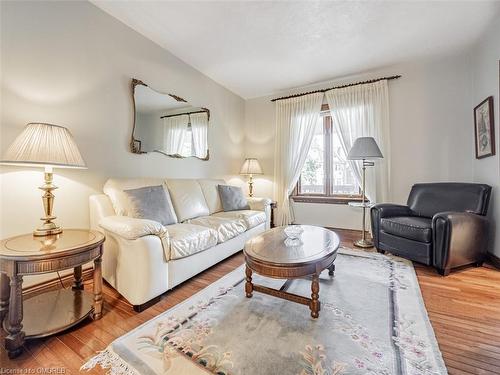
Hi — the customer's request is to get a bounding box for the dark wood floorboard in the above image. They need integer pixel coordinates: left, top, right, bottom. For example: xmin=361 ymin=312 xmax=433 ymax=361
xmin=1 ymin=228 xmax=499 ymax=374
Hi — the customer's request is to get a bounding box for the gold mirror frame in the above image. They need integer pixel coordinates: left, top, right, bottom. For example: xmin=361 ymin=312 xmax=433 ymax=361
xmin=130 ymin=78 xmax=210 ymax=160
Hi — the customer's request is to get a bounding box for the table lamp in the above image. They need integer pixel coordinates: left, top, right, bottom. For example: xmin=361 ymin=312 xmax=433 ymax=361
xmin=1 ymin=123 xmax=87 ymax=236
xmin=347 ymin=137 xmax=383 ymax=248
xmin=239 ymin=158 xmax=263 ymax=197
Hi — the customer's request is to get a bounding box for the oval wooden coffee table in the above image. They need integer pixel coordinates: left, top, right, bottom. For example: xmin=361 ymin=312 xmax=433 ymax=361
xmin=243 ymin=225 xmax=339 ymax=318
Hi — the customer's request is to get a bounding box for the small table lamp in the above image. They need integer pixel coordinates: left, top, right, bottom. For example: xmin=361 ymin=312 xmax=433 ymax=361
xmin=1 ymin=123 xmax=87 ymax=236
xmin=239 ymin=158 xmax=263 ymax=197
xmin=347 ymin=137 xmax=383 ymax=248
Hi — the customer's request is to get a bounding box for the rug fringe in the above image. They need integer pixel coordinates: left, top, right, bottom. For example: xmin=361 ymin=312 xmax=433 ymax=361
xmin=81 ymin=348 xmax=140 ymax=375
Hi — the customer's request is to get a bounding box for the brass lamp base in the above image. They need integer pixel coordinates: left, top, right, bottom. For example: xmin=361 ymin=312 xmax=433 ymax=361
xmin=248 ymin=174 xmax=254 ymax=197
xmin=353 ymin=238 xmax=373 ymax=248
xmin=33 ymin=170 xmax=63 ymax=237
xmin=33 ymin=222 xmax=63 ymax=237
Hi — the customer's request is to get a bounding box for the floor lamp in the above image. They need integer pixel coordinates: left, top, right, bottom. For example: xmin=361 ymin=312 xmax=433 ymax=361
xmin=347 ymin=137 xmax=384 ymax=248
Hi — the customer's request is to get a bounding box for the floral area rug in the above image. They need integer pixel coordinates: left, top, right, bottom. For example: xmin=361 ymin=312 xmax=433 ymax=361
xmin=81 ymin=247 xmax=447 ymax=375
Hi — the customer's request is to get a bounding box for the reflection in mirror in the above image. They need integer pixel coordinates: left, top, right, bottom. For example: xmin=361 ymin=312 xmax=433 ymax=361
xmin=131 ymin=79 xmax=210 ymax=160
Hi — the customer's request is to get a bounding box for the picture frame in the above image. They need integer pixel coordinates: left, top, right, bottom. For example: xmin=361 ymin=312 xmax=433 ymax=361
xmin=474 ymin=96 xmax=495 ymax=159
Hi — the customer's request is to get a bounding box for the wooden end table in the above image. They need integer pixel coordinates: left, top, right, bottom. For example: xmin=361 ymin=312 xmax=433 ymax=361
xmin=243 ymin=225 xmax=339 ymax=318
xmin=0 ymin=229 xmax=105 ymax=358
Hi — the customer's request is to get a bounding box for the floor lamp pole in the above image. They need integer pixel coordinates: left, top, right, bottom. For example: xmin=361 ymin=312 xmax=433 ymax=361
xmin=354 ymin=159 xmax=373 ymax=248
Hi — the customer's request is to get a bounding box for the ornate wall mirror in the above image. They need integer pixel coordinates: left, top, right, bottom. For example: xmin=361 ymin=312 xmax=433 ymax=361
xmin=130 ymin=79 xmax=210 ymax=160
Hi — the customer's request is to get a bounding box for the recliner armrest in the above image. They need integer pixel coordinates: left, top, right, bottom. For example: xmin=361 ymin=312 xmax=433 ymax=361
xmin=432 ymin=211 xmax=489 ymax=272
xmin=99 ymin=216 xmax=169 ymax=241
xmin=370 ymin=204 xmax=413 ymax=249
xmin=371 ymin=204 xmax=413 ymax=218
xmin=246 ymin=197 xmax=272 ymax=211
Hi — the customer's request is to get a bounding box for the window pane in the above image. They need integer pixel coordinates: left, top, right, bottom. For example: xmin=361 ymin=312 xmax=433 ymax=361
xmin=299 ymin=121 xmax=325 ymax=194
xmin=331 ymin=125 xmax=359 ymax=195
xmin=180 ymin=128 xmax=193 ymax=156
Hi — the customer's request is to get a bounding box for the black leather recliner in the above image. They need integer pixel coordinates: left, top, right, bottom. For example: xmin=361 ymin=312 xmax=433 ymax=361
xmin=371 ymin=183 xmax=491 ymax=275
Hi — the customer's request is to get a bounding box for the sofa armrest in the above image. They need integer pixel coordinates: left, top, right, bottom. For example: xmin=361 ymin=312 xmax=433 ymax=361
xmin=99 ymin=216 xmax=169 ymax=241
xmin=432 ymin=211 xmax=489 ymax=273
xmin=246 ymin=197 xmax=272 ymax=211
xmin=246 ymin=197 xmax=272 ymax=229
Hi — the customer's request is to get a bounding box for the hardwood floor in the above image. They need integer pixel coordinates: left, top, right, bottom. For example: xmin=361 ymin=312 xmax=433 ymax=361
xmin=1 ymin=228 xmax=499 ymax=374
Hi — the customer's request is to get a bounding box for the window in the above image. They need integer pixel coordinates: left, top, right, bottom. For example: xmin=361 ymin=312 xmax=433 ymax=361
xmin=180 ymin=127 xmax=193 ymax=157
xmin=294 ymin=106 xmax=361 ymax=203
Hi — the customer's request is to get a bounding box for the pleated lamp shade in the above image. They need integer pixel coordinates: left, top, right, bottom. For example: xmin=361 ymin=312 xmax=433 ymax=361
xmin=1 ymin=123 xmax=86 ymax=169
xmin=240 ymin=158 xmax=263 ymax=175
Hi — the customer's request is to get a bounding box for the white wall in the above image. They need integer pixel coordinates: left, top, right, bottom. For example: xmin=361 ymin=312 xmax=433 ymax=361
xmin=0 ymin=1 xmax=246 ymax=239
xmin=245 ymin=52 xmax=474 ymax=229
xmin=471 ymin=20 xmax=500 ymax=257
xmin=0 ymin=1 xmax=246 ymax=287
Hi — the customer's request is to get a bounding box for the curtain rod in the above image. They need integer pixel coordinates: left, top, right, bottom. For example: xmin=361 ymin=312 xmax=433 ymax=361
xmin=270 ymin=75 xmax=401 ymax=102
xmin=160 ymin=109 xmax=208 ymax=119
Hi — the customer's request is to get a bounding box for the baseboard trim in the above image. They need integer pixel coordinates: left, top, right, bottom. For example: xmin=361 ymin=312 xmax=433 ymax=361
xmin=487 ymin=252 xmax=500 ymax=269
xmin=22 ymin=267 xmax=94 ymax=299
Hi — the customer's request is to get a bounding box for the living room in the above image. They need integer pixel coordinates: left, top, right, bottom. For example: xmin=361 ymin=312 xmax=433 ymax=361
xmin=1 ymin=1 xmax=499 ymax=374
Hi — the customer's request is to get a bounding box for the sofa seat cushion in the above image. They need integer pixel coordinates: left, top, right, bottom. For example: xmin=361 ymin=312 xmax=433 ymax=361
xmin=212 ymin=210 xmax=266 ymax=229
xmin=166 ymin=223 xmax=218 ymax=260
xmin=380 ymin=216 xmax=432 ymax=243
xmin=189 ymin=216 xmax=246 ymax=243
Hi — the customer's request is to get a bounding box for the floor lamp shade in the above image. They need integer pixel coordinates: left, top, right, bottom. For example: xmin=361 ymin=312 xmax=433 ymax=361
xmin=1 ymin=123 xmax=87 ymax=236
xmin=347 ymin=137 xmax=383 ymax=160
xmin=240 ymin=158 xmax=263 ymax=197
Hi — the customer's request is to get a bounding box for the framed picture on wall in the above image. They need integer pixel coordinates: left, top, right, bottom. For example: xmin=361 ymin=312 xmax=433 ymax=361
xmin=474 ymin=96 xmax=495 ymax=159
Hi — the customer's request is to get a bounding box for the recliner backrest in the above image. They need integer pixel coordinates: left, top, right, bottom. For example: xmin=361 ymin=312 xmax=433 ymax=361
xmin=407 ymin=183 xmax=491 ymax=218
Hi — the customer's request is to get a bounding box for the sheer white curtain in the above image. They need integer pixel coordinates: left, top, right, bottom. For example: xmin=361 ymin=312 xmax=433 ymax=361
xmin=163 ymin=114 xmax=189 ymax=155
xmin=190 ymin=112 xmax=208 ymax=158
xmin=325 ymin=80 xmax=390 ymax=203
xmin=273 ymin=92 xmax=323 ymax=225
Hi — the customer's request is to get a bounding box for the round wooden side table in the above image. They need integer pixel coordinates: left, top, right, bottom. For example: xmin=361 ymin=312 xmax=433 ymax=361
xmin=0 ymin=229 xmax=105 ymax=358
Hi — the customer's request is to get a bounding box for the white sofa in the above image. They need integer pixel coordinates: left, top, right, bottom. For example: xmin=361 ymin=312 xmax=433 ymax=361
xmin=89 ymin=178 xmax=271 ymax=310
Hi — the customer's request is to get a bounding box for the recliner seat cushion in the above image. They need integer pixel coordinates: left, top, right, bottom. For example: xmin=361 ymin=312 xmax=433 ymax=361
xmin=165 ymin=223 xmax=218 ymax=260
xmin=212 ymin=210 xmax=266 ymax=229
xmin=380 ymin=216 xmax=432 ymax=243
xmin=189 ymin=216 xmax=246 ymax=243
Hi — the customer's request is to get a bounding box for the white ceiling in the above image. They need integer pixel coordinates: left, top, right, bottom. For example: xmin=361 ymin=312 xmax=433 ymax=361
xmin=92 ymin=1 xmax=500 ymax=99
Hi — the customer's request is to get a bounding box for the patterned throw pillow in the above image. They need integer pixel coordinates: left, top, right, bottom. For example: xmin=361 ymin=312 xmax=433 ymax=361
xmin=124 ymin=185 xmax=177 ymax=225
xmin=217 ymin=185 xmax=250 ymax=212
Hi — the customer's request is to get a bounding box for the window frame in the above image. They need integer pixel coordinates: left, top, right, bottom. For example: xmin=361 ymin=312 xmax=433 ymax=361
xmin=291 ymin=104 xmax=363 ymax=205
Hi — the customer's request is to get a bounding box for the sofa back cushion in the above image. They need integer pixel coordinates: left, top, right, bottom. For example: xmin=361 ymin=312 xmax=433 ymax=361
xmin=166 ymin=179 xmax=210 ymax=221
xmin=407 ymin=182 xmax=492 ymax=218
xmin=103 ymin=178 xmax=164 ymax=216
xmin=124 ymin=185 xmax=178 ymax=225
xmin=198 ymin=179 xmax=226 ymax=214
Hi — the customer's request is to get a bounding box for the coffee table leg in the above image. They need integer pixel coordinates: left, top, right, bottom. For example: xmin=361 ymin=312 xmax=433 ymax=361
xmin=328 ymin=263 xmax=335 ymax=276
xmin=245 ymin=265 xmax=253 ymax=298
xmin=310 ymin=274 xmax=320 ymax=318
